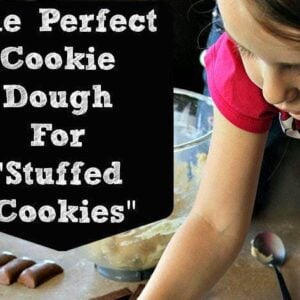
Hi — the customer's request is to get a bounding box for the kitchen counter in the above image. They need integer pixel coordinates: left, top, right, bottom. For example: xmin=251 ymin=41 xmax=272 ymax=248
xmin=0 ymin=138 xmax=299 ymax=299
xmin=206 ymin=137 xmax=300 ymax=299
xmin=0 ymin=232 xmax=144 ymax=300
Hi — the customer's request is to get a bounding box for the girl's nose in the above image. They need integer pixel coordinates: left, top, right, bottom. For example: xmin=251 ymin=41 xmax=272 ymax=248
xmin=262 ymin=67 xmax=298 ymax=106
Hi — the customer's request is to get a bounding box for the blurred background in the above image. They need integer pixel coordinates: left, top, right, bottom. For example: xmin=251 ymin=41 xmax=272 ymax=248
xmin=169 ymin=0 xmax=214 ymax=92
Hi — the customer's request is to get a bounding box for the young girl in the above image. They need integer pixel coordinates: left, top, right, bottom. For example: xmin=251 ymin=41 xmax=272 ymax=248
xmin=139 ymin=0 xmax=300 ymax=298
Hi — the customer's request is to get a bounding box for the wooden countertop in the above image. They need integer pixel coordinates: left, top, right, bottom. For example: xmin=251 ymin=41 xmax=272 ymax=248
xmin=0 ymin=232 xmax=143 ymax=300
xmin=0 ymin=140 xmax=299 ymax=299
xmin=206 ymin=138 xmax=300 ymax=299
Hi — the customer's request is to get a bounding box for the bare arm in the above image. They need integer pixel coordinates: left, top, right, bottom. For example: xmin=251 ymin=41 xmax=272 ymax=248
xmin=139 ymin=107 xmax=268 ymax=299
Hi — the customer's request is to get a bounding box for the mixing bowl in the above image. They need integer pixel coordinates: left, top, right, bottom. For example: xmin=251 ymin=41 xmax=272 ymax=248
xmin=84 ymin=88 xmax=213 ymax=281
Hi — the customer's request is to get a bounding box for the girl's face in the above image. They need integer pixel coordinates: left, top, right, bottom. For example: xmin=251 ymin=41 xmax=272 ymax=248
xmin=218 ymin=0 xmax=300 ymax=120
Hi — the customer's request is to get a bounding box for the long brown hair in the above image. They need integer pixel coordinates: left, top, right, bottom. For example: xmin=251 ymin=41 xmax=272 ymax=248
xmin=250 ymin=0 xmax=300 ymax=41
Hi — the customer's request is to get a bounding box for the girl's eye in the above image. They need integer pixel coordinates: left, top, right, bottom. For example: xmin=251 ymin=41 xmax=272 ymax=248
xmin=236 ymin=44 xmax=255 ymax=59
xmin=282 ymin=64 xmax=300 ymax=73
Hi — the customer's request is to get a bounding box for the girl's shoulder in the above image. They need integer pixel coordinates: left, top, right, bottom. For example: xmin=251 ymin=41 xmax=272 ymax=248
xmin=204 ymin=33 xmax=278 ymax=134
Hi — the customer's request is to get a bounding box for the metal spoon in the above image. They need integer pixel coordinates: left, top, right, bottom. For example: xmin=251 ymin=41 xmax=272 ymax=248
xmin=251 ymin=231 xmax=292 ymax=300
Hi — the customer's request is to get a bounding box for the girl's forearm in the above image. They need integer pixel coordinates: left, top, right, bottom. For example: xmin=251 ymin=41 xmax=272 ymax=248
xmin=139 ymin=109 xmax=267 ymax=299
xmin=138 ymin=212 xmax=248 ymax=300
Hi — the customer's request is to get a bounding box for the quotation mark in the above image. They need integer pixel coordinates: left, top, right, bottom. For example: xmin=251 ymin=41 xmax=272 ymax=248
xmin=127 ymin=200 xmax=136 ymax=210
